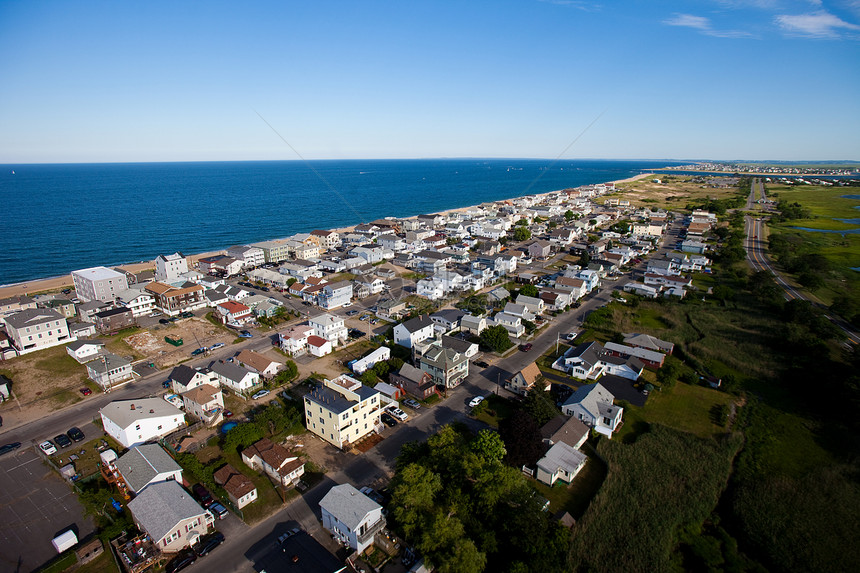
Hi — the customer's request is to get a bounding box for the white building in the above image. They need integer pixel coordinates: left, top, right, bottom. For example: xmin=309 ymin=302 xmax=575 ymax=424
xmin=155 ymin=253 xmax=189 ymax=284
xmin=309 ymin=314 xmax=348 ymax=347
xmin=115 ymin=444 xmax=184 ymax=495
xmin=116 ymin=289 xmax=155 ymax=317
xmin=393 ymin=315 xmax=435 ymax=348
xmin=350 ymin=347 xmax=391 ymax=375
xmin=71 ymin=266 xmax=129 ymax=303
xmin=86 ymin=352 xmax=134 ymax=390
xmin=319 ymin=483 xmax=386 ymax=554
xmin=100 ymin=398 xmax=186 ymax=448
xmin=561 ymin=382 xmax=623 ymax=439
xmin=127 ymin=480 xmax=212 ymax=554
xmin=2 ymin=308 xmax=75 ymax=355
xmin=209 ymin=360 xmax=260 ymax=394
xmin=226 ymin=245 xmax=265 ymax=269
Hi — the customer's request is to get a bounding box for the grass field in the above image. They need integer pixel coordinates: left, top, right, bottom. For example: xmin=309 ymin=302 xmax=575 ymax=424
xmin=617 ymin=381 xmax=736 ymax=441
xmin=768 ymin=184 xmax=860 ymax=227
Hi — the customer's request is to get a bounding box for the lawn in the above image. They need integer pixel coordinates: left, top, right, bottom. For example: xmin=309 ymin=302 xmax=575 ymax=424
xmin=617 ymin=381 xmax=736 ymax=441
xmin=472 ymin=393 xmax=516 ymax=428
xmin=767 ymin=184 xmax=860 ymax=226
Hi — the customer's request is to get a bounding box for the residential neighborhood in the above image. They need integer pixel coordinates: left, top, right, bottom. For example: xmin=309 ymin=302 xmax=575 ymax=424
xmin=0 ymin=178 xmax=748 ymax=573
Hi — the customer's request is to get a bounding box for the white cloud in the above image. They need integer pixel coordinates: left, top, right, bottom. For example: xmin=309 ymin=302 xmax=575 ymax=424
xmin=663 ymin=13 xmax=756 ymax=37
xmin=664 ymin=13 xmax=712 ymax=30
xmin=776 ymin=10 xmax=860 ymax=37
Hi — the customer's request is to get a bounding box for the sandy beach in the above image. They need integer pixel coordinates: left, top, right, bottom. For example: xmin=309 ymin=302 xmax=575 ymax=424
xmin=0 ymin=172 xmax=655 ymax=300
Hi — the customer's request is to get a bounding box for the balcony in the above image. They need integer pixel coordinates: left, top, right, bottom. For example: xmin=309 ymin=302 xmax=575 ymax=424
xmin=356 ymin=516 xmax=387 ymax=545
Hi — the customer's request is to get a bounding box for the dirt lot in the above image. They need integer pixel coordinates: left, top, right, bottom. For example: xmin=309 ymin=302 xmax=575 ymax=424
xmin=126 ymin=317 xmax=236 ymax=368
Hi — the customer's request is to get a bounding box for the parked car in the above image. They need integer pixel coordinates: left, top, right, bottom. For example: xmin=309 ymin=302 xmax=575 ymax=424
xmin=278 ymin=527 xmax=301 ymax=544
xmin=223 ymin=410 xmax=233 ymax=418
xmin=67 ymin=427 xmax=85 ymax=442
xmin=474 ymin=360 xmax=489 ymax=368
xmin=192 ymin=484 xmax=214 ymax=508
xmin=210 ymin=342 xmax=225 ymax=350
xmin=566 ymin=333 xmax=578 ymax=341
xmin=209 ymin=502 xmax=228 ymax=520
xmin=191 ymin=347 xmax=208 ymax=356
xmin=385 ymin=405 xmax=408 ymax=422
xmin=252 ymin=390 xmax=270 ymax=400
xmin=519 ymin=343 xmax=533 ymax=352
xmin=381 ymin=413 xmax=397 ymax=427
xmin=159 ymin=318 xmax=171 ymax=325
xmin=0 ymin=442 xmax=21 ymax=456
xmin=79 ymin=387 xmax=92 ymax=396
xmin=346 ymin=310 xmax=359 ymax=316
xmin=239 ymin=330 xmax=253 ymax=338
xmin=402 ymin=399 xmax=421 ymax=410
xmin=469 ymin=396 xmax=485 ymax=408
xmin=180 ymin=312 xmax=194 ymax=318
xmin=54 ymin=434 xmax=72 ymax=448
xmin=39 ymin=440 xmax=57 ymax=456
xmin=162 ymin=380 xmax=171 ymax=389
xmin=165 ymin=549 xmax=196 ymax=573
xmin=194 ymin=531 xmax=224 ymax=556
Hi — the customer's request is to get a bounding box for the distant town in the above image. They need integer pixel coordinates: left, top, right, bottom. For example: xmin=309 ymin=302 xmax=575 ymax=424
xmin=660 ymin=161 xmax=859 ymax=177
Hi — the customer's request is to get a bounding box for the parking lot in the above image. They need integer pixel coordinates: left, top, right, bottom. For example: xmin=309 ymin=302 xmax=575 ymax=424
xmin=0 ymin=447 xmax=96 ymax=572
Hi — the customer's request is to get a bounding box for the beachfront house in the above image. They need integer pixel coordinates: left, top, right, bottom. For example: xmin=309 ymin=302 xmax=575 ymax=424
xmin=71 ymin=266 xmax=130 ymax=303
xmin=2 ymin=308 xmax=75 ymax=356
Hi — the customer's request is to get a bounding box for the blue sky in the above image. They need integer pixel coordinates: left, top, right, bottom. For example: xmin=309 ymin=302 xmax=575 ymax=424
xmin=1 ymin=0 xmax=858 ymax=163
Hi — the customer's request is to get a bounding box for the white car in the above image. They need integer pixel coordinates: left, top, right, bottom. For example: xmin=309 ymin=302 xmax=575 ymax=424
xmin=39 ymin=440 xmax=57 ymax=456
xmin=385 ymin=405 xmax=408 ymax=422
xmin=210 ymin=342 xmax=225 ymax=349
xmin=252 ymin=389 xmax=270 ymax=400
xmin=469 ymin=396 xmax=485 ymax=408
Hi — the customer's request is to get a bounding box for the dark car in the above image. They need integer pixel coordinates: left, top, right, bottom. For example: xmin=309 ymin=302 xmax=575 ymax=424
xmin=0 ymin=442 xmax=21 ymax=456
xmin=381 ymin=413 xmax=397 ymax=427
xmin=474 ymin=360 xmax=489 ymax=368
xmin=209 ymin=502 xmax=228 ymax=519
xmin=163 ymin=380 xmax=172 ymax=389
xmin=159 ymin=318 xmax=171 ymax=325
xmin=165 ymin=549 xmax=196 ymax=573
xmin=180 ymin=312 xmax=194 ymax=318
xmin=67 ymin=427 xmax=85 ymax=442
xmin=191 ymin=347 xmax=207 ymax=356
xmin=192 ymin=483 xmax=214 ymax=508
xmin=194 ymin=531 xmax=224 ymax=556
xmin=519 ymin=343 xmax=533 ymax=352
xmin=54 ymin=434 xmax=72 ymax=448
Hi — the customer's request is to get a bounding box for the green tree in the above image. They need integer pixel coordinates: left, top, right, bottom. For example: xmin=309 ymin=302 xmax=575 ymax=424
xmin=471 ymin=429 xmax=506 ymax=464
xmin=480 ymin=325 xmax=513 ymax=353
xmin=518 ymin=284 xmax=538 ymax=298
xmin=513 ymin=226 xmax=531 ymax=242
xmin=499 ymin=409 xmax=545 ymax=467
xmin=564 ymin=209 xmax=575 ymax=222
xmin=223 ymin=422 xmax=264 ymax=454
xmin=521 ymin=383 xmax=559 ymax=426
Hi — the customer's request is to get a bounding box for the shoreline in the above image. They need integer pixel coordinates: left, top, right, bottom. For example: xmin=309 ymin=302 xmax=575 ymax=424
xmin=0 ymin=171 xmax=655 ymax=299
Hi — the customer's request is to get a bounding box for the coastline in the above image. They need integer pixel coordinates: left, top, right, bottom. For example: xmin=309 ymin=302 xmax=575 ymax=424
xmin=0 ymin=172 xmax=655 ymax=299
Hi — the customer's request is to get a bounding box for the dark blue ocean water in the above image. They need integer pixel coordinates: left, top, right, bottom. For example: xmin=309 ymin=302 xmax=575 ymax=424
xmin=0 ymin=159 xmax=680 ymax=284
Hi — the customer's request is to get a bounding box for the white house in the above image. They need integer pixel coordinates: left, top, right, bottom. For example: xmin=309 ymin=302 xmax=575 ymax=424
xmin=168 ymin=364 xmax=218 ymax=394
xmin=393 ymin=315 xmax=435 ymax=348
xmin=490 ymin=311 xmax=526 ymax=338
xmin=116 ymin=289 xmax=155 ymax=317
xmin=241 ymin=438 xmax=305 ymax=487
xmin=100 ymin=398 xmax=186 ymax=448
xmin=66 ymin=339 xmax=105 ymax=363
xmin=319 ymin=281 xmax=353 ymax=310
xmin=236 ymin=349 xmax=282 ymax=378
xmin=155 ymin=253 xmax=189 ymax=284
xmin=115 ymin=444 xmax=183 ymax=495
xmin=536 ymin=441 xmax=588 ymax=486
xmin=278 ymin=325 xmax=315 ymax=356
xmin=71 ymin=266 xmax=129 ymax=303
xmin=209 ymin=360 xmax=260 ymax=394
xmin=214 ymin=464 xmax=258 ymax=509
xmin=307 ymin=335 xmax=333 ymax=357
xmin=561 ymin=382 xmax=623 ymax=439
xmin=319 ymin=483 xmax=386 ymax=554
xmin=309 ymin=313 xmax=348 ymax=347
xmin=86 ymin=352 xmax=134 ymax=390
xmin=350 ymin=347 xmax=391 ymax=375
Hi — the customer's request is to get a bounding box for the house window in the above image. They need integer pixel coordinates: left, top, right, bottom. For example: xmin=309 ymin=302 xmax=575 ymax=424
xmin=603 ymin=417 xmax=611 ymax=425
xmin=135 ymin=424 xmax=141 ymax=430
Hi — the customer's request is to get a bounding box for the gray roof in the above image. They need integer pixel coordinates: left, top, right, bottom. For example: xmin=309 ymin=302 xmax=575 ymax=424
xmin=127 ymin=480 xmax=206 ymax=542
xmin=537 ymin=441 xmax=587 ymax=476
xmin=209 ymin=359 xmax=253 ymax=382
xmin=431 ymin=309 xmax=466 ymax=324
xmin=116 ymin=444 xmax=182 ymax=493
xmin=566 ymin=341 xmax=604 ymax=369
xmin=319 ymin=483 xmax=381 ymax=531
xmin=623 ymin=333 xmax=674 ymax=354
xmin=394 ymin=363 xmax=427 ymax=385
xmin=3 ymin=308 xmax=64 ymax=328
xmin=99 ymin=398 xmax=184 ymax=430
xmin=66 ymin=339 xmax=105 ymax=351
xmin=542 ymin=416 xmax=590 ymax=448
xmin=440 ymin=335 xmax=476 ymax=355
xmin=563 ymin=382 xmax=615 ymax=419
xmin=304 ymin=383 xmax=378 ymax=415
xmin=169 ymin=364 xmax=199 ymax=386
xmin=400 ymin=314 xmax=433 ymax=334
xmin=87 ymin=352 xmax=131 ymax=374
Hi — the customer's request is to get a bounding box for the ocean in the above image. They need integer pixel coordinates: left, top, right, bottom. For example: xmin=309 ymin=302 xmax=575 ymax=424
xmin=0 ymin=158 xmax=681 ymax=285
